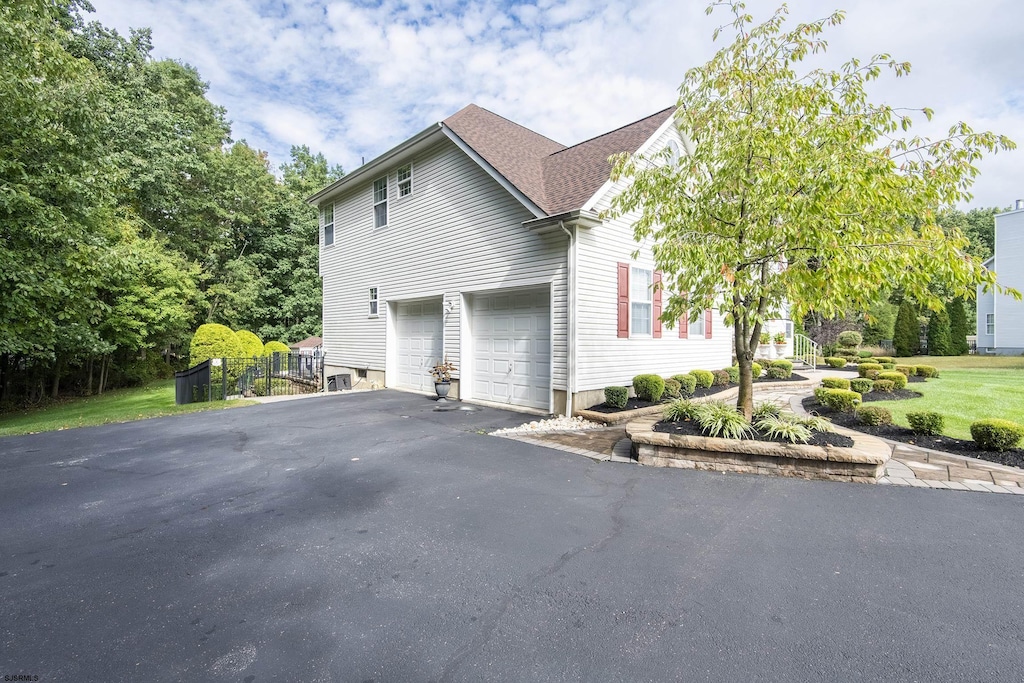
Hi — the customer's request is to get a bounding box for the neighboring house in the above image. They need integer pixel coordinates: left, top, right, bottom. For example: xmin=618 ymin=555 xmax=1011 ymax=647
xmin=977 ymin=202 xmax=1024 ymax=353
xmin=309 ymin=104 xmax=741 ymax=414
xmin=289 ymin=335 xmax=323 ymax=357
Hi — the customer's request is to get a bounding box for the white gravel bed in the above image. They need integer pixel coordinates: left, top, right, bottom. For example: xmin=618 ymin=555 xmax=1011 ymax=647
xmin=491 ymin=415 xmax=604 ymax=436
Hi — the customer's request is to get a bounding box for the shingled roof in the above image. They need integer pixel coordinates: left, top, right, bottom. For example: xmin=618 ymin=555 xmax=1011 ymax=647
xmin=443 ymin=104 xmax=675 ymax=216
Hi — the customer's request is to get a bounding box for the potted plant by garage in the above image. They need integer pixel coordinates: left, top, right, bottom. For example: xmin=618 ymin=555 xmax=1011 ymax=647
xmin=773 ymin=331 xmax=787 ymax=355
xmin=430 ymin=358 xmax=456 ymax=401
xmin=758 ymin=332 xmax=772 ymax=359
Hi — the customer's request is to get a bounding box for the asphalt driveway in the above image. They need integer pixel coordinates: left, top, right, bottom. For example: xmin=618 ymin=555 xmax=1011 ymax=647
xmin=1 ymin=390 xmax=1023 ymax=681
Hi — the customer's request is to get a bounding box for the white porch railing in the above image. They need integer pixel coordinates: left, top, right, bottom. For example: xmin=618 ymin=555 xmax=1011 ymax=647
xmin=792 ymin=333 xmax=819 ymax=371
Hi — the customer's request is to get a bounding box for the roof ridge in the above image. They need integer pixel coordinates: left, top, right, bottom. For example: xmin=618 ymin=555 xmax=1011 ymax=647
xmin=546 ymin=106 xmax=676 ymax=158
xmin=449 ymin=103 xmax=567 ymax=149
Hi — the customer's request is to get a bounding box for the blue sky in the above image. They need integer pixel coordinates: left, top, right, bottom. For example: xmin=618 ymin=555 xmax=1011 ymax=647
xmin=87 ymin=0 xmax=1023 ymax=209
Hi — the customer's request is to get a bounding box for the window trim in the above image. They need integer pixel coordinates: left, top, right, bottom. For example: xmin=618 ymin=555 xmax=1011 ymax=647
xmin=373 ymin=176 xmax=388 ymax=228
xmin=368 ymin=287 xmax=379 ymax=318
xmin=689 ymin=307 xmax=706 ymax=338
xmin=986 ymin=313 xmax=995 ymax=336
xmin=396 ymin=163 xmax=413 ymax=198
xmin=322 ymin=203 xmax=335 ymax=247
xmin=630 ymin=266 xmax=653 ymax=337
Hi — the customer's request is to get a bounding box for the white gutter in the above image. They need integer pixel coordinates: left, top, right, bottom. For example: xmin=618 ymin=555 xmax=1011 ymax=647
xmin=558 ymin=220 xmax=576 ymax=417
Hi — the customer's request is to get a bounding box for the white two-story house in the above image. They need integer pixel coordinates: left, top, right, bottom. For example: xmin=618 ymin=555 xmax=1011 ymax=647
xmin=977 ymin=201 xmax=1024 ymax=353
xmin=309 ymin=104 xmax=734 ymax=414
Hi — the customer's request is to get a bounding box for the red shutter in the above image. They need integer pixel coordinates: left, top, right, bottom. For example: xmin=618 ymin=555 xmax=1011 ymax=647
xmin=652 ymin=271 xmax=662 ymax=338
xmin=679 ymin=292 xmax=689 ymax=338
xmin=617 ymin=263 xmax=629 ymax=338
xmin=705 ymin=309 xmax=713 ymax=339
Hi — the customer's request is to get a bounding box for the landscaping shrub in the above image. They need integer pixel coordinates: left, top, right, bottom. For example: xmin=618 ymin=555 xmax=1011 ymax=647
xmin=880 ymin=363 xmax=896 ymax=370
xmin=672 ymin=374 xmax=698 ymax=396
xmin=872 ymin=379 xmax=896 ymax=393
xmin=907 ymin=411 xmax=944 ymax=436
xmin=712 ymin=369 xmax=731 ymax=386
xmin=948 ymin=297 xmax=970 ymax=356
xmin=771 ymin=359 xmax=793 ymax=371
xmin=877 ymin=371 xmax=908 ymax=390
xmin=817 ymin=388 xmax=862 ymax=412
xmin=850 ymin=378 xmax=873 ymax=394
xmin=756 ymin=415 xmax=811 ymax=443
xmin=264 ymin=340 xmax=290 ymax=356
xmin=752 ymin=402 xmax=781 ymax=420
xmin=856 ymin=358 xmax=879 ymax=365
xmin=725 ymin=366 xmax=740 ymax=384
xmin=604 ymin=385 xmax=628 ymax=409
xmin=825 ymin=357 xmax=847 ymax=368
xmin=856 ymin=406 xmax=892 ymax=426
xmin=857 ymin=363 xmax=883 ymax=378
xmin=751 ymin=362 xmax=763 ymax=379
xmin=894 ymin=365 xmax=914 ymax=378
xmin=663 ymin=377 xmax=682 ymax=399
xmin=690 ymin=369 xmax=714 ymax=389
xmin=235 ymin=330 xmax=264 ymax=358
xmin=835 ymin=348 xmax=859 ymax=359
xmin=915 ymin=365 xmax=939 ymax=378
xmin=664 ymin=398 xmax=699 ymax=421
xmin=970 ymin=419 xmax=1024 ymax=452
xmin=765 ymin=366 xmax=788 ymax=380
xmin=873 ymin=357 xmax=895 ymax=365
xmin=837 ymin=330 xmax=863 ymax=348
xmin=857 ymin=349 xmax=873 ymax=358
xmin=821 ymin=377 xmax=851 ymax=390
xmin=632 ymin=374 xmax=665 ymax=402
xmin=926 ymin=306 xmax=952 ymax=356
xmin=695 ymin=401 xmax=753 ymax=439
xmin=189 ymin=323 xmax=244 ymax=365
xmin=893 ymin=300 xmax=921 ymax=357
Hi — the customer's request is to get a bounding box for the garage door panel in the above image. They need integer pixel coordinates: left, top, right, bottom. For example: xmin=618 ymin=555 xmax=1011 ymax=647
xmin=396 ymin=299 xmax=443 ymax=392
xmin=472 ymin=288 xmax=549 ymax=410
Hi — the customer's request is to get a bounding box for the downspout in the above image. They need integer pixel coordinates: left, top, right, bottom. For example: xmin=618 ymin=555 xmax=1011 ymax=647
xmin=559 ymin=220 xmax=576 ymax=417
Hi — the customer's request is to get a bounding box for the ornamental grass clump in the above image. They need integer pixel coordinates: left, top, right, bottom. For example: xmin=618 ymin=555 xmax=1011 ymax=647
xmin=690 ymin=369 xmax=714 ymax=389
xmin=672 ymin=373 xmax=698 ymax=396
xmin=604 ymin=385 xmax=628 ymax=409
xmin=752 ymin=401 xmax=781 ymax=420
xmin=856 ymin=406 xmax=893 ymax=426
xmin=695 ymin=401 xmax=754 ymax=439
xmin=906 ymin=411 xmax=944 ymax=436
xmin=756 ymin=415 xmax=811 ymax=443
xmin=632 ymin=374 xmax=665 ymax=402
xmin=664 ymin=398 xmax=700 ymax=422
xmin=821 ymin=377 xmax=851 ymax=390
xmin=970 ymin=419 xmax=1024 ymax=451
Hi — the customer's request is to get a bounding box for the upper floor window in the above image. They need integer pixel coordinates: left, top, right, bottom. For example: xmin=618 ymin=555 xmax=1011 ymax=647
xmin=322 ymin=203 xmax=334 ymax=246
xmin=666 ymin=139 xmax=682 ymax=166
xmin=397 ymin=164 xmax=413 ymax=197
xmin=630 ymin=267 xmax=652 ymax=336
xmin=987 ymin=313 xmax=995 ymax=336
xmin=373 ymin=177 xmax=388 ymax=228
xmin=369 ymin=287 xmax=379 ymax=317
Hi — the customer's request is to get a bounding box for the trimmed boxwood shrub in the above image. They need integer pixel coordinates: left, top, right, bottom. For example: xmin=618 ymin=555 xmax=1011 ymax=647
xmin=672 ymin=374 xmax=698 ymax=396
xmin=821 ymin=377 xmax=851 ymax=390
xmin=970 ymin=419 xmax=1024 ymax=451
xmin=894 ymin=365 xmax=914 ymax=378
xmin=264 ymin=340 xmax=290 ymax=356
xmin=873 ymin=357 xmax=895 ymax=364
xmin=725 ymin=366 xmax=740 ymax=384
xmin=751 ymin=362 xmax=763 ymax=379
xmin=857 ymin=349 xmax=873 ymax=358
xmin=825 ymin=356 xmax=847 ymax=368
xmin=856 ymin=406 xmax=893 ymax=426
xmin=906 ymin=411 xmax=944 ymax=436
xmin=691 ymin=369 xmax=714 ymax=389
xmin=877 ymin=371 xmax=908 ymax=390
xmin=632 ymin=374 xmax=665 ymax=402
xmin=604 ymin=386 xmax=628 ymax=409
xmin=189 ymin=323 xmax=245 ymax=365
xmin=818 ymin=388 xmax=862 ymax=412
xmin=858 ymin=363 xmax=883 ymax=378
xmin=872 ymin=379 xmax=896 ymax=393
xmin=856 ymin=358 xmax=879 ymax=365
xmin=765 ymin=366 xmax=788 ymax=380
xmin=712 ymin=369 xmax=731 ymax=386
xmin=837 ymin=331 xmax=863 ymax=348
xmin=663 ymin=377 xmax=682 ymax=399
xmin=771 ymin=359 xmax=793 ymax=371
xmin=915 ymin=365 xmax=939 ymax=378
xmin=880 ymin=363 xmax=896 ymax=370
xmin=850 ymin=378 xmax=873 ymax=394
xmin=235 ymin=330 xmax=264 ymax=358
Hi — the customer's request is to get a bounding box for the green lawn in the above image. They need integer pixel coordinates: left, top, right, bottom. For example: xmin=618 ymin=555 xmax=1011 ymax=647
xmin=865 ymin=357 xmax=1024 ymax=440
xmin=0 ymin=379 xmax=256 ymax=437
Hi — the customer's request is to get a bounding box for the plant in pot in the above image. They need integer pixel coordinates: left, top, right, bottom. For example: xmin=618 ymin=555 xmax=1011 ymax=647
xmin=430 ymin=358 xmax=456 ymax=401
xmin=773 ymin=331 xmax=787 ymax=353
xmin=758 ymin=331 xmax=772 ymax=358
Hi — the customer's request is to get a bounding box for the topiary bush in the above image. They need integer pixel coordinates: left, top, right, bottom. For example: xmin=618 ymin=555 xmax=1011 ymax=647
xmin=915 ymin=365 xmax=939 ymax=378
xmin=857 ymin=349 xmax=874 ymax=358
xmin=632 ymin=374 xmax=665 ymax=402
xmin=821 ymin=377 xmax=851 ymax=390
xmin=235 ymin=330 xmax=264 ymax=358
xmin=264 ymin=340 xmax=290 ymax=356
xmin=970 ymin=419 xmax=1024 ymax=451
xmin=880 ymin=363 xmax=896 ymax=370
xmin=877 ymin=371 xmax=908 ymax=390
xmin=672 ymin=374 xmax=697 ymax=396
xmin=856 ymin=406 xmax=892 ymax=426
xmin=850 ymin=378 xmax=873 ymax=394
xmin=712 ymin=369 xmax=731 ymax=386
xmin=837 ymin=330 xmax=863 ymax=348
xmin=725 ymin=366 xmax=740 ymax=384
xmin=906 ymin=411 xmax=944 ymax=436
xmin=604 ymin=385 xmax=628 ymax=409
xmin=825 ymin=357 xmax=847 ymax=368
xmin=751 ymin=362 xmax=763 ymax=379
xmin=663 ymin=377 xmax=682 ymax=399
xmin=189 ymin=323 xmax=244 ymax=365
xmin=765 ymin=366 xmax=788 ymax=380
xmin=858 ymin=363 xmax=883 ymax=378
xmin=817 ymin=388 xmax=862 ymax=412
xmin=872 ymin=379 xmax=896 ymax=393
xmin=690 ymin=369 xmax=714 ymax=389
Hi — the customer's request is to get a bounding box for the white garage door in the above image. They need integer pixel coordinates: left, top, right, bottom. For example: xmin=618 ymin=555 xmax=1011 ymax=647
xmin=396 ymin=299 xmax=443 ymax=392
xmin=472 ymin=288 xmax=550 ymax=409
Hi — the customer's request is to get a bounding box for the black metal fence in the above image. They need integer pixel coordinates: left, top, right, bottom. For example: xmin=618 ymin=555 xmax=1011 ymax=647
xmin=174 ymin=353 xmax=323 ymax=405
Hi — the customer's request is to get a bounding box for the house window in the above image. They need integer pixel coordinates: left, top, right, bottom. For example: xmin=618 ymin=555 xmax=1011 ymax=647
xmin=690 ymin=308 xmax=705 ymax=337
xmin=397 ymin=164 xmax=412 ymax=197
xmin=987 ymin=313 xmax=995 ymax=336
xmin=373 ymin=177 xmax=388 ymax=228
xmin=630 ymin=267 xmax=652 ymax=336
xmin=322 ymin=203 xmax=334 ymax=246
xmin=368 ymin=287 xmax=379 ymax=317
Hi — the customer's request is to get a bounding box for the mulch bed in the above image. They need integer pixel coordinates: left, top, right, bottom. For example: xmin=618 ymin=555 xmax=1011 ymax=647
xmin=653 ymin=417 xmax=854 ymax=448
xmin=860 ymin=389 xmax=923 ymax=402
xmin=802 ymin=397 xmax=1024 ymax=469
xmin=588 ymin=373 xmax=810 ymax=414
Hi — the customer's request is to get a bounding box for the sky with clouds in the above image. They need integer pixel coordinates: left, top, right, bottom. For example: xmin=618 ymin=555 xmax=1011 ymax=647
xmin=87 ymin=0 xmax=1023 ymax=209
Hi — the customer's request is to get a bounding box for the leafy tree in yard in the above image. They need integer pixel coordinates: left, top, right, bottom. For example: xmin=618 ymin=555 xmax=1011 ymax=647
xmin=861 ymin=299 xmax=898 ymax=346
xmin=893 ymin=300 xmax=921 ymax=357
xmin=609 ymin=2 xmax=1014 ymax=418
xmin=926 ymin=305 xmax=951 ymax=356
xmin=947 ymin=297 xmax=970 ymax=355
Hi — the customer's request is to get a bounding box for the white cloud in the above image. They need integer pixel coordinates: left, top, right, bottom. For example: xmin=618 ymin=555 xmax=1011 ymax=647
xmin=87 ymin=0 xmax=1023 ymax=206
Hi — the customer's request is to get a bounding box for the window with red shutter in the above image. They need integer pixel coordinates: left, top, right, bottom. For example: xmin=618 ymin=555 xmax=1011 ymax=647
xmin=705 ymin=309 xmax=713 ymax=339
xmin=616 ymin=263 xmax=629 ymax=338
xmin=652 ymin=271 xmax=662 ymax=338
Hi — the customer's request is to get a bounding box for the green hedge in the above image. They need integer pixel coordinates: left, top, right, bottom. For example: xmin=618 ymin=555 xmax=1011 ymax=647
xmin=821 ymin=377 xmax=851 ymax=390
xmin=856 ymin=406 xmax=892 ymax=426
xmin=850 ymin=378 xmax=873 ymax=394
xmin=235 ymin=330 xmax=264 ymax=358
xmin=872 ymin=379 xmax=895 ymax=393
xmin=824 ymin=357 xmax=847 ymax=368
xmin=189 ymin=323 xmax=244 ymax=365
xmin=877 ymin=371 xmax=907 ymax=390
xmin=632 ymin=374 xmax=665 ymax=402
xmin=264 ymin=340 xmax=290 ymax=356
xmin=907 ymin=411 xmax=944 ymax=436
xmin=970 ymin=419 xmax=1024 ymax=451
xmin=672 ymin=374 xmax=698 ymax=396
xmin=817 ymin=388 xmax=862 ymax=412
xmin=690 ymin=369 xmax=714 ymax=389
xmin=858 ymin=363 xmax=883 ymax=378
xmin=915 ymin=365 xmax=939 ymax=379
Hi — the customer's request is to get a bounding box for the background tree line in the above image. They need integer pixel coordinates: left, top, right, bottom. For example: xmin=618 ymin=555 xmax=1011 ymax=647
xmin=1 ymin=0 xmax=341 ymax=406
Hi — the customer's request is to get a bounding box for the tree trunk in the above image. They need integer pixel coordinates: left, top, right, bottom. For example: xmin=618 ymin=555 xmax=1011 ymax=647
xmin=51 ymin=360 xmax=61 ymax=399
xmin=98 ymin=355 xmax=108 ymax=395
xmin=86 ymin=357 xmax=94 ymax=396
xmin=0 ymin=353 xmax=9 ymax=403
xmin=733 ymin=309 xmax=764 ymax=421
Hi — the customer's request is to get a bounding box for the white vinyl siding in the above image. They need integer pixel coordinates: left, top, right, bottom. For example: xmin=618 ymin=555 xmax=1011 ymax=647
xmin=319 ymin=138 xmax=567 ymax=388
